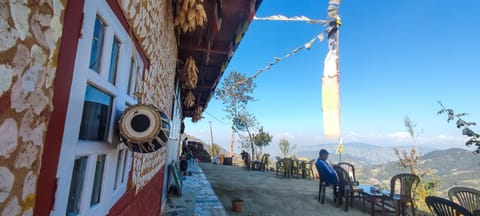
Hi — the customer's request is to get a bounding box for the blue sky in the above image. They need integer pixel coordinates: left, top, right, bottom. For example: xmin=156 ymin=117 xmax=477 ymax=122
xmin=185 ymin=0 xmax=480 ymax=156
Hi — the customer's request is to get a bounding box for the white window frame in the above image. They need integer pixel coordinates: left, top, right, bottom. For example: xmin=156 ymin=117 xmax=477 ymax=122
xmin=53 ymin=0 xmax=143 ymax=215
xmin=127 ymin=51 xmax=144 ymax=102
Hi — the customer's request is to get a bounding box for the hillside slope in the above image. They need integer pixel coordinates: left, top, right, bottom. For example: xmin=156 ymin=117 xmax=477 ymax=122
xmin=356 ymin=148 xmax=480 ymax=195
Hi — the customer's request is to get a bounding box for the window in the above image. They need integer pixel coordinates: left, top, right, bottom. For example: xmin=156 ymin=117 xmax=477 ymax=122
xmin=79 ymin=85 xmax=113 ymax=141
xmin=114 ymin=149 xmax=126 ymax=190
xmin=108 ymin=37 xmax=120 ymax=84
xmin=66 ymin=157 xmax=88 ymax=216
xmin=121 ymin=150 xmax=129 ymax=183
xmin=127 ymin=51 xmax=144 ymax=101
xmin=89 ymin=17 xmax=105 ymax=72
xmin=127 ymin=58 xmax=135 ymax=96
xmin=91 ymin=154 xmax=106 ymax=206
xmin=54 ymin=0 xmax=146 ymax=215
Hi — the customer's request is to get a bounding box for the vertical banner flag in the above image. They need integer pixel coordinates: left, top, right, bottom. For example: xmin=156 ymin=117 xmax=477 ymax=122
xmin=322 ymin=0 xmax=341 ymax=138
xmin=337 ymin=136 xmax=343 ymax=154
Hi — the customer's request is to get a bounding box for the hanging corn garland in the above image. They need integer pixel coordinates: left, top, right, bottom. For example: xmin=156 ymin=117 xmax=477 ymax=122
xmin=181 ymin=56 xmax=199 ymax=89
xmin=184 ymin=90 xmax=195 ymax=108
xmin=192 ymin=106 xmax=203 ymax=122
xmin=174 ymin=0 xmax=207 ymax=33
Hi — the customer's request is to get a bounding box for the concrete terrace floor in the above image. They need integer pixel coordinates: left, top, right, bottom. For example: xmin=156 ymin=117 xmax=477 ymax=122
xmin=164 ymin=161 xmax=420 ymax=216
xmin=200 ymin=162 xmax=376 ymax=216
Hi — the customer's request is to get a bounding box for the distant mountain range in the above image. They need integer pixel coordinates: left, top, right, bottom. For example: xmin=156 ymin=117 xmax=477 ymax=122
xmin=355 ymin=148 xmax=480 ymax=195
xmin=296 ymin=142 xmax=438 ymax=164
xmin=188 ymin=135 xmax=479 ymax=195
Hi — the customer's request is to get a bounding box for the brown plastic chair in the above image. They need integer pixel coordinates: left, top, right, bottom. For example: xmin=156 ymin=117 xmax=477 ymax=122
xmin=260 ymin=154 xmax=270 ymax=172
xmin=315 ymin=163 xmax=338 ymax=204
xmin=333 ymin=166 xmax=349 ymax=211
xmin=333 ymin=166 xmax=363 ymax=211
xmin=275 ymin=159 xmax=283 ymax=176
xmin=282 ymin=158 xmax=292 ymax=178
xmin=426 ymin=196 xmax=474 ymax=216
xmin=448 ymin=186 xmax=480 ymax=214
xmin=291 ymin=159 xmax=300 ymax=178
xmin=384 ymin=173 xmax=420 ymax=216
xmin=337 ymin=162 xmax=359 ymax=186
xmin=301 ymin=159 xmax=315 ymax=179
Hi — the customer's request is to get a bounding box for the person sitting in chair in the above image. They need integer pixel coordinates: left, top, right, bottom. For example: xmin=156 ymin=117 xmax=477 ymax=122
xmin=315 ymin=149 xmax=339 ymax=185
xmin=240 ymin=151 xmax=250 ymax=169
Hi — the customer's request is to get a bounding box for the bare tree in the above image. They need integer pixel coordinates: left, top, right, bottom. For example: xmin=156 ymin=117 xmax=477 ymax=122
xmin=234 ymin=112 xmax=258 ymax=160
xmin=394 ymin=116 xmax=422 ymax=174
xmin=215 ymin=71 xmax=255 ymax=156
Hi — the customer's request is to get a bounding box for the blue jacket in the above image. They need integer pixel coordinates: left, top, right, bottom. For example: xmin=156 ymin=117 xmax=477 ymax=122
xmin=315 ymin=158 xmax=339 ymax=185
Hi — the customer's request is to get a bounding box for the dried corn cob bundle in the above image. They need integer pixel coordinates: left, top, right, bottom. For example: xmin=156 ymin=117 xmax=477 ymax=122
xmin=174 ymin=0 xmax=207 ymax=33
xmin=181 ymin=56 xmax=198 ymax=89
xmin=184 ymin=90 xmax=195 ymax=108
xmin=192 ymin=106 xmax=203 ymax=122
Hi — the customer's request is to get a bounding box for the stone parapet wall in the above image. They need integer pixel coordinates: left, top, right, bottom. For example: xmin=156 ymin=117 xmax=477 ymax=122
xmin=0 ymin=0 xmax=65 ymax=215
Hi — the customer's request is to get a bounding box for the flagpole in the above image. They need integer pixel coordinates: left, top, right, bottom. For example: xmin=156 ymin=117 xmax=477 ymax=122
xmin=338 ymin=136 xmax=343 ymax=162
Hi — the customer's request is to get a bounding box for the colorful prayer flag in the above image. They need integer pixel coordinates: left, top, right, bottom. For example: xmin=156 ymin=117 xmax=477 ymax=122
xmin=322 ymin=19 xmax=341 ymax=138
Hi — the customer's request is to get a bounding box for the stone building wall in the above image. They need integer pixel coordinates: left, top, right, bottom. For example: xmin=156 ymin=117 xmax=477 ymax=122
xmin=0 ymin=0 xmax=178 ymax=214
xmin=0 ymin=0 xmax=65 ymax=215
xmin=116 ymin=0 xmax=178 ymax=191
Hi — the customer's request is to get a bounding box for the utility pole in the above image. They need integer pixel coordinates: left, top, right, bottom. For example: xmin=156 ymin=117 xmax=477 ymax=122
xmin=209 ymin=121 xmax=214 ymax=158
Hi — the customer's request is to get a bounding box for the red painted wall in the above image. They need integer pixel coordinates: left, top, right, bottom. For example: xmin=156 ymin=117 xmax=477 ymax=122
xmin=108 ymin=166 xmax=165 ymax=216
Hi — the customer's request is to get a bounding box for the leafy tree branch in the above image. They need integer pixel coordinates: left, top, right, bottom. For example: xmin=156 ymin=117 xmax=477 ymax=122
xmin=437 ymin=101 xmax=480 ymax=154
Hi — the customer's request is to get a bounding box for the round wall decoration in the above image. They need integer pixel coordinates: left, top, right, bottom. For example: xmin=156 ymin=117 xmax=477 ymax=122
xmin=119 ymin=104 xmax=170 ymax=153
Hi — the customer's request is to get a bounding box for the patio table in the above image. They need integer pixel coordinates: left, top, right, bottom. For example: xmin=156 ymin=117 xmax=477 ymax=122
xmin=358 ymin=184 xmax=392 ymax=216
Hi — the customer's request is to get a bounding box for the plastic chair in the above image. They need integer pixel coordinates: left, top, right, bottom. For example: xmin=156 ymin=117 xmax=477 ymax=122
xmin=448 ymin=186 xmax=480 ymax=214
xmin=384 ymin=173 xmax=420 ymax=216
xmin=291 ymin=159 xmax=300 ymax=178
xmin=333 ymin=166 xmax=349 ymax=211
xmin=333 ymin=166 xmax=363 ymax=211
xmin=426 ymin=196 xmax=474 ymax=216
xmin=282 ymin=158 xmax=292 ymax=178
xmin=337 ymin=162 xmax=359 ymax=186
xmin=301 ymin=159 xmax=315 ymax=179
xmin=275 ymin=158 xmax=284 ymax=176
xmin=260 ymin=154 xmax=270 ymax=172
xmin=315 ymin=163 xmax=338 ymax=204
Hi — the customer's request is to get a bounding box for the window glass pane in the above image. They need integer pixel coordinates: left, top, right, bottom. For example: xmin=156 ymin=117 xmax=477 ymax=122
xmin=66 ymin=157 xmax=88 ymax=216
xmin=91 ymin=154 xmax=106 ymax=206
xmin=89 ymin=17 xmax=105 ymax=72
xmin=79 ymin=85 xmax=113 ymax=141
xmin=127 ymin=58 xmax=135 ymax=96
xmin=108 ymin=37 xmax=120 ymax=84
xmin=121 ymin=151 xmax=129 ymax=183
xmin=170 ymin=97 xmax=175 ymax=120
xmin=114 ymin=150 xmax=124 ymax=190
